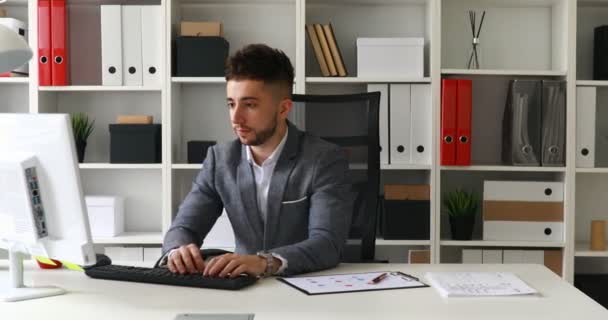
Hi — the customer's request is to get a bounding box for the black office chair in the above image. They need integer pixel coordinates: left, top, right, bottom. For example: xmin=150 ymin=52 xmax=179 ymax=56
xmin=291 ymin=92 xmax=381 ymax=262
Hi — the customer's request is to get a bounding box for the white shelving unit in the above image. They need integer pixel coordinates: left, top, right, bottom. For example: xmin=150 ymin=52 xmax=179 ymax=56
xmin=440 ymin=240 xmax=566 ymax=248
xmin=39 ymin=86 xmax=162 ymax=92
xmin=0 ymin=77 xmax=29 ymax=83
xmin=305 ymin=77 xmax=432 ymax=84
xmin=93 ymin=232 xmax=164 ymax=245
xmin=171 ymin=77 xmax=226 ymax=84
xmin=441 ymin=69 xmax=567 ymax=76
xmin=575 ymin=242 xmax=608 ymax=257
xmin=3 ymin=0 xmax=605 ymax=283
xmin=441 ymin=165 xmax=567 ymax=172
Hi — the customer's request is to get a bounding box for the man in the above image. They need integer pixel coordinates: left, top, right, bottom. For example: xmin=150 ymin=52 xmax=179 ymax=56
xmin=162 ymin=44 xmax=353 ymax=278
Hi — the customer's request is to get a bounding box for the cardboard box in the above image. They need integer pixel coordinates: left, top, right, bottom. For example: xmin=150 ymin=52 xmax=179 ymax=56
xmin=408 ymin=249 xmax=430 ymax=264
xmin=384 ymin=184 xmax=430 ymax=201
xmin=116 ymin=115 xmax=153 ymax=124
xmin=0 ymin=8 xmax=7 ymax=17
xmin=85 ymin=196 xmax=124 ymax=237
xmin=181 ymin=21 xmax=223 ymax=37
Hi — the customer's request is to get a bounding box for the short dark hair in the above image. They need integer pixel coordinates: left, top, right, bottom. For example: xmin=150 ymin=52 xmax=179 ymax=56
xmin=225 ymin=44 xmax=294 ymax=97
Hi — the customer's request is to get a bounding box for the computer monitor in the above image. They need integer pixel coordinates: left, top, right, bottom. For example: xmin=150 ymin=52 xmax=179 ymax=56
xmin=0 ymin=113 xmax=97 ymax=302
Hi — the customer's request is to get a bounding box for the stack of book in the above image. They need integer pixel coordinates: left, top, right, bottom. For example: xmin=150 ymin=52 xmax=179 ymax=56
xmin=306 ymin=23 xmax=347 ymax=77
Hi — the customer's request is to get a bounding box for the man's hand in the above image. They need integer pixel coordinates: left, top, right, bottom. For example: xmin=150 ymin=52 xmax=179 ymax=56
xmin=203 ymin=253 xmax=279 ymax=278
xmin=167 ymin=243 xmax=205 ymax=274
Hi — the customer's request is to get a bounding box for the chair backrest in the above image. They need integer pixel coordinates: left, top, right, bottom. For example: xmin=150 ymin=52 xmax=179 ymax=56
xmin=291 ymin=92 xmax=381 ymax=261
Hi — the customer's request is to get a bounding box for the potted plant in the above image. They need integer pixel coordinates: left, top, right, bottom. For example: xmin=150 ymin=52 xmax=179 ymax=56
xmin=443 ymin=189 xmax=479 ymax=240
xmin=70 ymin=113 xmax=95 ymax=163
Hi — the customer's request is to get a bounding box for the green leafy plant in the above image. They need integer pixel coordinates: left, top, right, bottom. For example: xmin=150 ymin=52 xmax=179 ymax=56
xmin=70 ymin=113 xmax=95 ymax=142
xmin=443 ymin=189 xmax=479 ymax=218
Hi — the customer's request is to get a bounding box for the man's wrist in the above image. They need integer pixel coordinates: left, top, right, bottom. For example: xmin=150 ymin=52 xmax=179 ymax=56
xmin=256 ymin=252 xmax=282 ymax=277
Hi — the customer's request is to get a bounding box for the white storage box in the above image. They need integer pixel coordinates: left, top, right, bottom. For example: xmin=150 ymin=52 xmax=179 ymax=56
xmin=357 ymin=37 xmax=423 ymax=78
xmin=85 ymin=196 xmax=124 ymax=237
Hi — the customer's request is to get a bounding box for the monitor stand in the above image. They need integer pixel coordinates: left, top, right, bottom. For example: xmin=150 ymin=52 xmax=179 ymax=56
xmin=1 ymin=245 xmax=65 ymax=302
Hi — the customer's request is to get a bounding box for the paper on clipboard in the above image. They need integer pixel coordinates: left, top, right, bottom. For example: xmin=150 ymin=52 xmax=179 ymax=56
xmin=278 ymin=271 xmax=428 ymax=295
xmin=424 ymin=272 xmax=538 ymax=298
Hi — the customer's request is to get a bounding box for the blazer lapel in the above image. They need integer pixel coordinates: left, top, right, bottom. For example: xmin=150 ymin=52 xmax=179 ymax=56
xmin=237 ymin=147 xmax=264 ymax=245
xmin=264 ymin=123 xmax=300 ymax=248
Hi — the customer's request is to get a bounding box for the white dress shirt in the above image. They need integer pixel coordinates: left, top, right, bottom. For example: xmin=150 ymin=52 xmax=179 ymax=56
xmin=245 ymin=127 xmax=289 ymax=274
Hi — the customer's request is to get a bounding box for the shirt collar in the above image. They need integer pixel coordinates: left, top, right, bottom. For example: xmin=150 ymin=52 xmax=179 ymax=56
xmin=245 ymin=126 xmax=289 ymax=167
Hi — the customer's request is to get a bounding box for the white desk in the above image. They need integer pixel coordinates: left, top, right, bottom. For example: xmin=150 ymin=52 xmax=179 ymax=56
xmin=1 ymin=262 xmax=607 ymax=320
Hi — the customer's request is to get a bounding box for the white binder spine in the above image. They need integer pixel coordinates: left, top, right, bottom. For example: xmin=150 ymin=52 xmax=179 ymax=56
xmin=389 ymin=84 xmax=411 ymax=164
xmin=576 ymin=87 xmax=596 ymax=168
xmin=368 ymin=84 xmax=389 ymax=165
xmin=100 ymin=5 xmax=122 ymax=86
xmin=122 ymin=5 xmax=143 ymax=86
xmin=410 ymin=84 xmax=431 ymax=165
xmin=141 ymin=5 xmax=162 ymax=87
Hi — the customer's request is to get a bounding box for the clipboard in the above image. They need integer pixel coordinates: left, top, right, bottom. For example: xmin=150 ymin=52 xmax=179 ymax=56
xmin=277 ymin=271 xmax=429 ymax=295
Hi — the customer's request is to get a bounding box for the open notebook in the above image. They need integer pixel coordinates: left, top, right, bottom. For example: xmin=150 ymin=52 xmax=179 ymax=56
xmin=425 ymin=272 xmax=538 ymax=298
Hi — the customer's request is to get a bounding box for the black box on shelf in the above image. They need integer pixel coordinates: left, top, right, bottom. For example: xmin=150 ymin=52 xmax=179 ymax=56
xmin=175 ymin=36 xmax=229 ymax=77
xmin=594 ymin=26 xmax=608 ymax=80
xmin=381 ymin=200 xmax=430 ymax=240
xmin=187 ymin=140 xmax=216 ymax=164
xmin=109 ymin=124 xmax=161 ymax=163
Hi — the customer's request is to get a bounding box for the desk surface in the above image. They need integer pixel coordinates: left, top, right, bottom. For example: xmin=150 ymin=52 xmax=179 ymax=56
xmin=1 ymin=262 xmax=607 ymax=320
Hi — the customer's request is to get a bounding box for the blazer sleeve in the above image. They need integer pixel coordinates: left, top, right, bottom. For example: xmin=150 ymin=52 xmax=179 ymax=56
xmin=271 ymin=147 xmax=353 ymax=275
xmin=162 ymin=147 xmax=224 ymax=254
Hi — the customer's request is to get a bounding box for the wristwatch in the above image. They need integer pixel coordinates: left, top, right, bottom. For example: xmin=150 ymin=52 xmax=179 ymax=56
xmin=256 ymin=251 xmax=274 ymax=278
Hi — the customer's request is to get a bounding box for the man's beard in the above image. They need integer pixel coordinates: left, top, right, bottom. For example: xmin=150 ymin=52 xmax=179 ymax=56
xmin=237 ymin=116 xmax=278 ymax=146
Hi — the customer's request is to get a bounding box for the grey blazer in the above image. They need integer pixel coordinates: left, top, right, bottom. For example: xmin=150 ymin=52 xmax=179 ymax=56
xmin=162 ymin=122 xmax=353 ymax=275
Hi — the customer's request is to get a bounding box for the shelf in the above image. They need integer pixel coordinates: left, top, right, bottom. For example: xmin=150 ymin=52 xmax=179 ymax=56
xmin=575 ymin=242 xmax=608 ymax=257
xmin=39 ymin=86 xmax=161 ymax=92
xmin=441 ymin=69 xmax=566 ymax=76
xmin=441 ymin=165 xmax=566 ymax=172
xmin=172 ymin=164 xmax=203 ymax=170
xmin=2 ymin=0 xmax=28 ymax=6
xmin=440 ymin=240 xmax=565 ymax=248
xmin=348 ymin=163 xmax=431 ymax=170
xmin=347 ymin=239 xmax=430 ymax=246
xmin=93 ymin=232 xmax=163 ymax=245
xmin=171 ymin=77 xmax=226 ymax=84
xmin=305 ymin=77 xmax=431 ymax=84
xmin=79 ymin=163 xmax=163 ymax=170
xmin=576 ymin=80 xmax=608 ymax=87
xmin=0 ymin=77 xmax=28 ymax=84
xmin=376 ymin=239 xmax=430 ymax=246
xmin=382 ymin=164 xmax=431 ymax=170
xmin=576 ymin=168 xmax=608 ymax=173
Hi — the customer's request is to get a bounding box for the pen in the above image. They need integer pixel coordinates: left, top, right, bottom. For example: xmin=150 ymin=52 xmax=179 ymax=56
xmin=368 ymin=272 xmax=388 ymax=284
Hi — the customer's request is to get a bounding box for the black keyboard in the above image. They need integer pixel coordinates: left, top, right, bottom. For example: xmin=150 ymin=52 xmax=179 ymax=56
xmin=85 ymin=264 xmax=258 ymax=290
